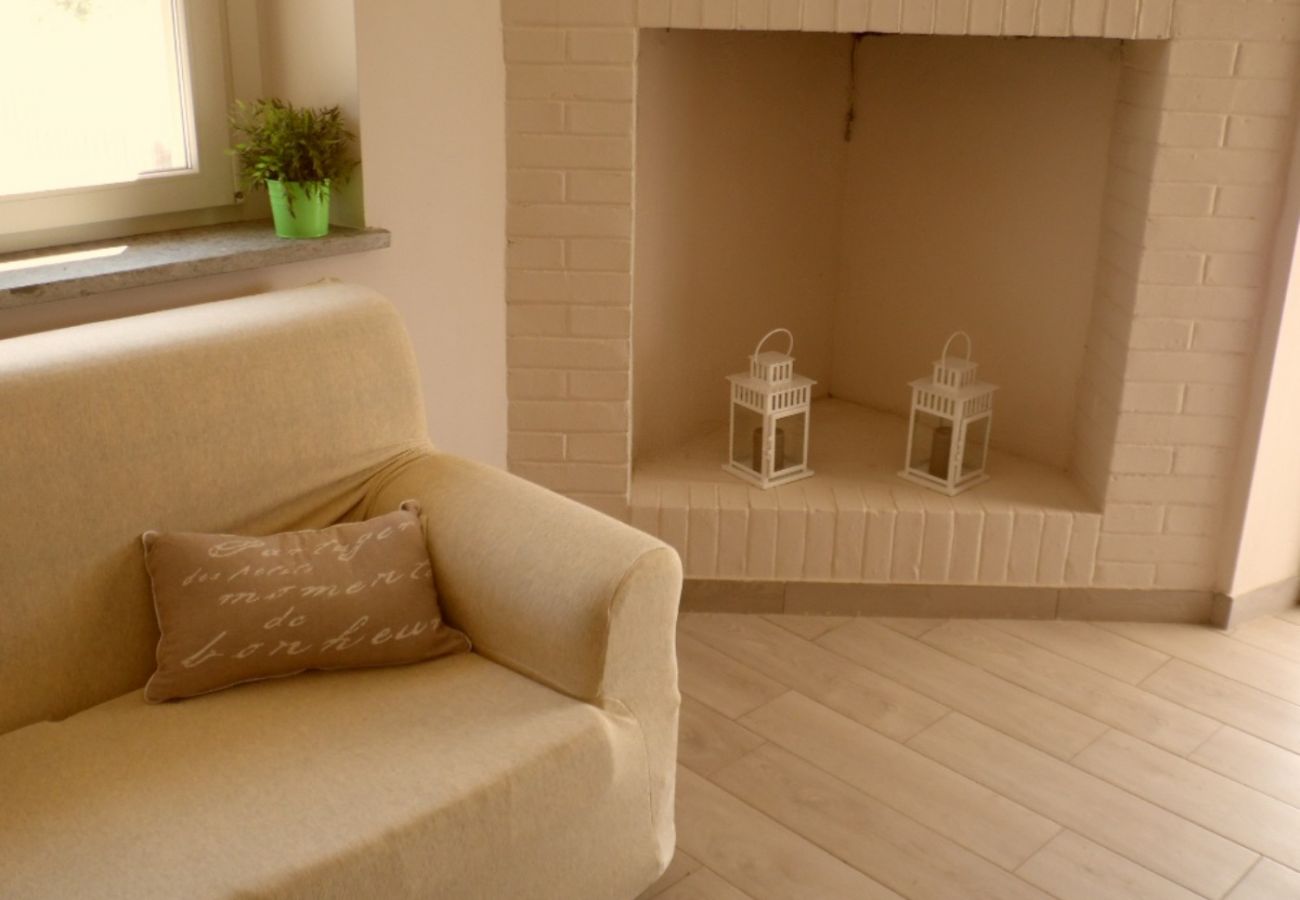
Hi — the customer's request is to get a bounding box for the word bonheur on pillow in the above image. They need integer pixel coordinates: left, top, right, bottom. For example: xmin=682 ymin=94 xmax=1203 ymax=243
xmin=142 ymin=501 xmax=469 ymax=702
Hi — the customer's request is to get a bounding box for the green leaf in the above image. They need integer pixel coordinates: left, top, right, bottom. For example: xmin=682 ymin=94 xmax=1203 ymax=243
xmin=227 ymin=97 xmax=358 ymax=204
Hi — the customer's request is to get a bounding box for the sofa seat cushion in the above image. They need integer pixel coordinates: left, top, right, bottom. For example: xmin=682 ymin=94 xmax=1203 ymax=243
xmin=0 ymin=653 xmax=661 ymax=900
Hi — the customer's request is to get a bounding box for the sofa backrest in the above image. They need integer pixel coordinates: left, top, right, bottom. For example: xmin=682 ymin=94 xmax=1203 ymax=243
xmin=0 ymin=283 xmax=430 ymax=732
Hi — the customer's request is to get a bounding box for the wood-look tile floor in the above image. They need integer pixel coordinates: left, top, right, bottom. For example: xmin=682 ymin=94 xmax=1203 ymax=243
xmin=639 ymin=611 xmax=1300 ymax=900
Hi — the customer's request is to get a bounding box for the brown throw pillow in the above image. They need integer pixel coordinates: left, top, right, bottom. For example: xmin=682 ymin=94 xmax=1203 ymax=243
xmin=141 ymin=501 xmax=469 ymax=702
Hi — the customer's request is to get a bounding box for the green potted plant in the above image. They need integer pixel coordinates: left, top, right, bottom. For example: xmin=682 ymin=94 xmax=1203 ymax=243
xmin=228 ymin=98 xmax=358 ymax=239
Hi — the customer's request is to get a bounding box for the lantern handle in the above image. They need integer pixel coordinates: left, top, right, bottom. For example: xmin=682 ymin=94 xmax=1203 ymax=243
xmin=941 ymin=331 xmax=973 ymax=363
xmin=755 ymin=328 xmax=795 ymax=359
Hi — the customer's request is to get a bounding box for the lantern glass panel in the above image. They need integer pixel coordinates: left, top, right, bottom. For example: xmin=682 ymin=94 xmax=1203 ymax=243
xmin=773 ymin=410 xmax=806 ymax=474
xmin=908 ymin=410 xmax=955 ymax=480
xmin=960 ymin=416 xmax=991 ymax=480
xmin=731 ymin=405 xmax=764 ymax=474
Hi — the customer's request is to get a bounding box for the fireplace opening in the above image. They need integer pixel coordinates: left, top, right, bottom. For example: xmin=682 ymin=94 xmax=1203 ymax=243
xmin=504 ymin=2 xmax=1263 ymax=594
xmin=631 ymin=29 xmax=1124 ymax=582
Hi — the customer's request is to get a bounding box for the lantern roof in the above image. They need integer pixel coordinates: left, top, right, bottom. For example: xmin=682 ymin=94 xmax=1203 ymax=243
xmin=746 ymin=328 xmax=801 ymax=385
xmin=919 ymin=331 xmax=997 ymax=398
xmin=909 ymin=376 xmax=997 ymax=400
xmin=753 ymin=349 xmax=794 ymax=367
xmin=728 ymin=372 xmax=816 ymax=395
xmin=935 ymin=356 xmax=978 ymax=374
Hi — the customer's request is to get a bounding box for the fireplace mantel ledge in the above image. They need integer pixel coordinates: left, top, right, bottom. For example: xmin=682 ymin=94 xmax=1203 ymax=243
xmin=632 ymin=0 xmax=1172 ymax=41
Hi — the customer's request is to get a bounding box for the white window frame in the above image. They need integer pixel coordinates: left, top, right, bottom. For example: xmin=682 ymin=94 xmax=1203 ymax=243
xmin=0 ymin=0 xmax=236 ymax=247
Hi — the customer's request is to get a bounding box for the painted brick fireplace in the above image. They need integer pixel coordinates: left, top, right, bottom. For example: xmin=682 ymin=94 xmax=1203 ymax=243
xmin=502 ymin=0 xmax=1300 ymax=601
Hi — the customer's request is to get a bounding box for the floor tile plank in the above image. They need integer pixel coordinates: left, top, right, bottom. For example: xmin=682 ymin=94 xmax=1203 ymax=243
xmin=1074 ymin=729 xmax=1300 ymax=871
xmin=1276 ymin=607 xmax=1300 ymax=627
xmin=674 ymin=766 xmax=904 ymax=900
xmin=1141 ymin=659 xmax=1300 ymax=755
xmin=1228 ymin=616 xmax=1300 ymax=665
xmin=714 ymin=743 xmax=1053 ymax=900
xmin=1100 ymin=622 xmax=1300 ymax=706
xmin=818 ymin=619 xmax=1107 ymax=759
xmin=1190 ymin=725 xmax=1300 ymax=809
xmin=809 ymin=669 xmax=950 ymax=743
xmin=1226 ymin=860 xmax=1300 ymax=900
xmin=1016 ymin=831 xmax=1201 ymax=900
xmin=874 ymin=617 xmax=946 ymax=638
xmin=908 ymin=713 xmax=1258 ymax=898
xmin=679 ymin=612 xmax=886 ymax=696
xmin=763 ymin=614 xmax=849 ymax=640
xmin=922 ymin=620 xmax=1219 ymax=755
xmin=740 ymin=693 xmax=1060 ymax=870
xmin=681 ymin=614 xmax=948 ymax=741
xmin=677 ymin=633 xmax=787 ymax=719
xmin=988 ymin=619 xmax=1169 ymax=684
xmin=656 ymin=868 xmax=754 ymax=900
xmin=637 ymin=851 xmax=702 ymax=900
xmin=678 ymin=695 xmax=765 ymax=777
xmin=668 ymin=613 xmax=1295 ymax=900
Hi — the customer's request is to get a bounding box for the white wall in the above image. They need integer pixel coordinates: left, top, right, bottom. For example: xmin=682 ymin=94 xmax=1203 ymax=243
xmin=833 ymin=36 xmax=1119 ymax=469
xmin=1224 ymin=116 xmax=1300 ymax=599
xmin=252 ymin=0 xmax=365 ymax=227
xmin=634 ymin=30 xmax=849 ymax=460
xmin=0 ymin=0 xmax=507 ymax=466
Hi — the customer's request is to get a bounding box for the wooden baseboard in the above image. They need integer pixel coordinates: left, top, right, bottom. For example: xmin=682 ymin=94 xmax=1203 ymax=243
xmin=1211 ymin=575 xmax=1300 ymax=629
xmin=681 ymin=579 xmax=1215 ymax=623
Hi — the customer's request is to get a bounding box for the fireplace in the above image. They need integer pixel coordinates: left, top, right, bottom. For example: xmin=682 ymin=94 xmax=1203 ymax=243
xmin=502 ymin=0 xmax=1300 ymax=596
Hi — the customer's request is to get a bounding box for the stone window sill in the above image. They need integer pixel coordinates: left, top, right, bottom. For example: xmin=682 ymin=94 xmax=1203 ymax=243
xmin=0 ymin=220 xmax=391 ymax=310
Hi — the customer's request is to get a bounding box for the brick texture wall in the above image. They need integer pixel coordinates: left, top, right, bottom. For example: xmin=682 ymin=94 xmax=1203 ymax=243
xmin=502 ymin=0 xmax=1300 ymax=590
xmin=1076 ymin=4 xmax=1300 ymax=590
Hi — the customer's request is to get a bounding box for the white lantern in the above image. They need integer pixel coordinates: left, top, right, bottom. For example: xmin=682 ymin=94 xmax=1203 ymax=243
xmin=900 ymin=331 xmax=997 ymax=496
xmin=724 ymin=328 xmax=815 ymax=489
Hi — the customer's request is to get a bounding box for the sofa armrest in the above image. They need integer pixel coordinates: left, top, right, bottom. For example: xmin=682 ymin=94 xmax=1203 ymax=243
xmin=365 ymin=451 xmax=682 ymax=859
xmin=366 ymin=451 xmax=680 ymax=700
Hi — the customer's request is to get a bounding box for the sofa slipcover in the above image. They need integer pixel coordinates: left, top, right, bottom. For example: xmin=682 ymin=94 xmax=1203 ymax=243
xmin=0 ymin=654 xmax=661 ymax=899
xmin=0 ymin=284 xmax=681 ymax=899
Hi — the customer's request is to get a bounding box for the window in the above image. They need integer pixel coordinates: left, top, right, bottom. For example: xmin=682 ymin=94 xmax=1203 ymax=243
xmin=0 ymin=0 xmax=234 ymax=248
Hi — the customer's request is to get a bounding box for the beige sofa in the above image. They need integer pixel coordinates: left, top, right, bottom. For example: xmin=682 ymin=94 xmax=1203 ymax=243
xmin=0 ymin=283 xmax=681 ymax=899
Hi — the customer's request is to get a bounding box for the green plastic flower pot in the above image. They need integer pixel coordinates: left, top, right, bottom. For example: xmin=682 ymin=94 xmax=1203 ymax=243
xmin=267 ymin=180 xmax=330 ymax=238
